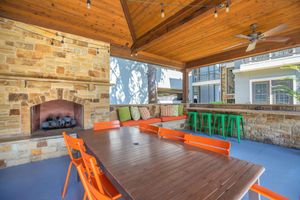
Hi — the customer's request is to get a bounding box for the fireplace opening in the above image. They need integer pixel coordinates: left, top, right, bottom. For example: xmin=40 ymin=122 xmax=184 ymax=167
xmin=31 ymin=100 xmax=83 ymax=136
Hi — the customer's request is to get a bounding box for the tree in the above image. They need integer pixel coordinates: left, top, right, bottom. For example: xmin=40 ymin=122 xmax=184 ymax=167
xmin=274 ymin=64 xmax=300 ymax=102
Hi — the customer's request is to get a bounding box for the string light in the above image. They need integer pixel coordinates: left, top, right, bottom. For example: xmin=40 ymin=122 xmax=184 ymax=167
xmin=87 ymin=0 xmax=91 ymax=9
xmin=61 ymin=36 xmax=65 ymax=44
xmin=226 ymin=1 xmax=229 ymax=13
xmin=214 ymin=7 xmax=218 ymax=18
xmin=0 ymin=21 xmax=109 ymax=53
xmin=160 ymin=3 xmax=165 ymax=18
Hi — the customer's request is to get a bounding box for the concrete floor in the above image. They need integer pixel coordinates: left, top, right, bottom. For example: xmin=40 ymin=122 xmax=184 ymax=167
xmin=0 ymin=134 xmax=299 ymax=200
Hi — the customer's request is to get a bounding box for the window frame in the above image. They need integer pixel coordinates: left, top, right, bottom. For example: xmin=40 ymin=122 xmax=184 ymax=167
xmin=249 ymin=75 xmax=296 ymax=105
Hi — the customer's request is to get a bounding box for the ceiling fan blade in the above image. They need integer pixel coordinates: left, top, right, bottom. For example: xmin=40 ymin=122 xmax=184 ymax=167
xmin=235 ymin=34 xmax=251 ymax=40
xmin=223 ymin=42 xmax=247 ymax=51
xmin=261 ymin=24 xmax=288 ymax=38
xmin=246 ymin=40 xmax=257 ymax=52
xmin=261 ymin=36 xmax=290 ymax=42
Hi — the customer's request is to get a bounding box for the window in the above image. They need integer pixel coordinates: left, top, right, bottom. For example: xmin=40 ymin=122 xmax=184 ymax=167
xmin=198 ymin=84 xmax=220 ymax=103
xmin=272 ymin=79 xmax=293 ymax=104
xmin=252 ymin=81 xmax=270 ymax=104
xmin=251 ymin=78 xmax=294 ymax=105
xmin=198 ymin=65 xmax=220 ymax=82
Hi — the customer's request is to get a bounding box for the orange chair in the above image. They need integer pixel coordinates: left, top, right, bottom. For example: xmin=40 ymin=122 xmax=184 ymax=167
xmin=184 ymin=134 xmax=231 ymax=156
xmin=62 ymin=132 xmax=86 ymax=199
xmin=77 ymin=164 xmax=118 ymax=200
xmin=79 ymin=146 xmax=121 ymax=200
xmin=158 ymin=127 xmax=185 ymax=142
xmin=139 ymin=123 xmax=159 ymax=134
xmin=250 ymin=184 xmax=289 ymax=200
xmin=94 ymin=120 xmax=120 ymax=131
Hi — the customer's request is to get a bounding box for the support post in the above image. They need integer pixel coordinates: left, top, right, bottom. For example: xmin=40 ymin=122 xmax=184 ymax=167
xmin=148 ymin=65 xmax=158 ymax=103
xmin=182 ymin=69 xmax=190 ymax=103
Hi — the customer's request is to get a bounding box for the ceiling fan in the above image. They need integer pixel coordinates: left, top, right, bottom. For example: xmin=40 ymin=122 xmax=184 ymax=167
xmin=224 ymin=23 xmax=289 ymax=52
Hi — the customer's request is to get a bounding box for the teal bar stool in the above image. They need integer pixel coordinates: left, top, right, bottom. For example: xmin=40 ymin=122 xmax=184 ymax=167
xmin=213 ymin=113 xmax=228 ymax=138
xmin=187 ymin=112 xmax=198 ymax=132
xmin=199 ymin=112 xmax=212 ymax=135
xmin=227 ymin=114 xmax=245 ymax=143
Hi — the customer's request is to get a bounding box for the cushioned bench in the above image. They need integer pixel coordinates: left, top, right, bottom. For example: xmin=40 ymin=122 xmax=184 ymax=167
xmin=161 ymin=115 xmax=187 ymax=122
xmin=121 ymin=118 xmax=162 ymax=126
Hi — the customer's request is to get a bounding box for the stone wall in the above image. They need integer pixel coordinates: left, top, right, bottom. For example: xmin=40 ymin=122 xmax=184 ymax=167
xmin=242 ymin=113 xmax=300 ymax=149
xmin=0 ymin=134 xmax=75 ymax=168
xmin=0 ymin=18 xmax=110 ymax=138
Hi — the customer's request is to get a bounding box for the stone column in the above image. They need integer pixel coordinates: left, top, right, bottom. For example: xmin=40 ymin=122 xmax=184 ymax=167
xmin=148 ymin=65 xmax=158 ymax=103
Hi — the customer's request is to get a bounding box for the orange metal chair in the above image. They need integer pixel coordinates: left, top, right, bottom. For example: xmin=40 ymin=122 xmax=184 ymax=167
xmin=250 ymin=184 xmax=289 ymax=200
xmin=79 ymin=145 xmax=121 ymax=200
xmin=94 ymin=120 xmax=120 ymax=131
xmin=158 ymin=127 xmax=185 ymax=142
xmin=139 ymin=123 xmax=159 ymax=134
xmin=62 ymin=132 xmax=86 ymax=199
xmin=77 ymin=164 xmax=118 ymax=200
xmin=184 ymin=134 xmax=231 ymax=156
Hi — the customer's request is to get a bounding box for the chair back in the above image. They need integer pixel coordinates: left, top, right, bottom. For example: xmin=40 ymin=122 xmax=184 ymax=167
xmin=139 ymin=123 xmax=159 ymax=134
xmin=94 ymin=120 xmax=120 ymax=131
xmin=251 ymin=184 xmax=289 ymax=200
xmin=62 ymin=132 xmax=86 ymax=160
xmin=158 ymin=127 xmax=185 ymax=142
xmin=79 ymin=145 xmax=105 ymax=194
xmin=184 ymin=134 xmax=231 ymax=156
xmin=76 ymin=164 xmax=112 ymax=200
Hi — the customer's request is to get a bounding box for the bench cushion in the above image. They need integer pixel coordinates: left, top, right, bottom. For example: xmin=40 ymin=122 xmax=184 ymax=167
xmin=161 ymin=115 xmax=187 ymax=122
xmin=121 ymin=118 xmax=162 ymax=126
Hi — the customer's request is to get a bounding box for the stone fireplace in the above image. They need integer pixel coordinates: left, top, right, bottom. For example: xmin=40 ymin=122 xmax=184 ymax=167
xmin=0 ymin=18 xmax=111 ymax=168
xmin=0 ymin=17 xmax=111 ymax=139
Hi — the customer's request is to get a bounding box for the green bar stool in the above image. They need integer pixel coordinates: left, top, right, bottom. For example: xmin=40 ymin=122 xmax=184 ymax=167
xmin=187 ymin=112 xmax=198 ymax=132
xmin=213 ymin=113 xmax=228 ymax=138
xmin=199 ymin=112 xmax=212 ymax=135
xmin=227 ymin=114 xmax=245 ymax=143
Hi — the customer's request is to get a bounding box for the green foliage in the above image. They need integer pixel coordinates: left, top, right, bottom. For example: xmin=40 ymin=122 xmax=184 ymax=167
xmin=209 ymin=101 xmax=225 ymax=104
xmin=276 ymin=64 xmax=300 ymax=102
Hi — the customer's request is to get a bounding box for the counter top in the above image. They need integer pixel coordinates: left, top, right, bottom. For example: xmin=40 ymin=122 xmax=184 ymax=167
xmin=187 ymin=107 xmax=300 ymax=116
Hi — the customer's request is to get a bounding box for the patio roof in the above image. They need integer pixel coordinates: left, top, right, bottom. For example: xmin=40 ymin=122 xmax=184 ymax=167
xmin=1 ymin=0 xmax=300 ymax=69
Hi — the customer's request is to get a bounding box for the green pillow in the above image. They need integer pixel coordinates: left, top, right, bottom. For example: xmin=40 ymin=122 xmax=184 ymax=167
xmin=172 ymin=105 xmax=179 ymax=116
xmin=178 ymin=104 xmax=184 ymax=116
xmin=117 ymin=107 xmax=132 ymax=122
xmin=130 ymin=106 xmax=140 ymax=121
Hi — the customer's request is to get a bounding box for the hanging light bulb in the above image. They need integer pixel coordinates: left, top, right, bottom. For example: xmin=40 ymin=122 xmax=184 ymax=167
xmin=160 ymin=3 xmax=165 ymax=18
xmin=61 ymin=36 xmax=64 ymax=44
xmin=96 ymin=48 xmax=99 ymax=54
xmin=226 ymin=2 xmax=230 ymax=13
xmin=50 ymin=39 xmax=54 ymax=45
xmin=135 ymin=52 xmax=138 ymax=56
xmin=87 ymin=0 xmax=91 ymax=9
xmin=214 ymin=8 xmax=218 ymax=18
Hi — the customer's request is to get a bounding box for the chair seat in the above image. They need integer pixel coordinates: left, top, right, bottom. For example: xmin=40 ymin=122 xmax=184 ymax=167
xmin=161 ymin=115 xmax=187 ymax=122
xmin=91 ymin=173 xmax=121 ymax=199
xmin=121 ymin=118 xmax=161 ymax=126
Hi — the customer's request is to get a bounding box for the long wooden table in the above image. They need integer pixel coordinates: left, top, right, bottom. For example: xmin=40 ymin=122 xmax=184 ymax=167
xmin=77 ymin=127 xmax=264 ymax=200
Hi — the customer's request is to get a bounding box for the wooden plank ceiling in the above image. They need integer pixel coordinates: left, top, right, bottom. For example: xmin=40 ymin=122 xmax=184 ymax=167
xmin=1 ymin=0 xmax=300 ymax=69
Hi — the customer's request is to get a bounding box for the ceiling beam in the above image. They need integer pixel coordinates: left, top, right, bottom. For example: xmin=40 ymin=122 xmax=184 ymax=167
xmin=120 ymin=0 xmax=136 ymax=42
xmin=111 ymin=45 xmax=185 ymax=70
xmin=130 ymin=0 xmax=211 ymax=53
xmin=186 ymin=30 xmax=300 ymax=69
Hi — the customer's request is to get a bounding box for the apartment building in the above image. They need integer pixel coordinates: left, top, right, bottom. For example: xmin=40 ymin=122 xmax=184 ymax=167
xmin=191 ymin=47 xmax=300 ymax=104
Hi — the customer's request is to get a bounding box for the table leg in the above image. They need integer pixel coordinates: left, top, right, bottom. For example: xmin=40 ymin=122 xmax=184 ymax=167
xmin=249 ymin=179 xmax=261 ymax=200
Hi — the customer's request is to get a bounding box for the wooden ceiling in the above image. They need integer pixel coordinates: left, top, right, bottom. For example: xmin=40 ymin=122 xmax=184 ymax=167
xmin=1 ymin=0 xmax=300 ymax=70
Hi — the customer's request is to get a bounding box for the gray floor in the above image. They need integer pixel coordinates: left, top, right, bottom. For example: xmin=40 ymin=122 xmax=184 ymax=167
xmin=0 ymin=132 xmax=299 ymax=200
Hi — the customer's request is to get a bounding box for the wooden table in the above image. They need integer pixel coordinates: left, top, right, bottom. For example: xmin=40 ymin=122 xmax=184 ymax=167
xmin=77 ymin=127 xmax=265 ymax=200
